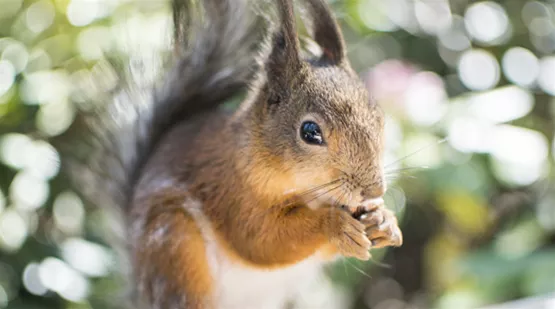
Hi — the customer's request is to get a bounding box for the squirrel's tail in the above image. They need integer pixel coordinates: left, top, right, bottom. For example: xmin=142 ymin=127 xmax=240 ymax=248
xmin=157 ymin=0 xmax=266 ymax=139
xmin=58 ymin=0 xmax=264 ymax=217
xmin=52 ymin=2 xmax=265 ymax=305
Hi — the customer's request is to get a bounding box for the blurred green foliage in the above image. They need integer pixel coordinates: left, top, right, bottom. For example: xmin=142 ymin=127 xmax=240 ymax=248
xmin=0 ymin=0 xmax=554 ymax=308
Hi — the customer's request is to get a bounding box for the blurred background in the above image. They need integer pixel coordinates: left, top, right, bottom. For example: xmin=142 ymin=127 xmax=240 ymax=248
xmin=0 ymin=0 xmax=554 ymax=308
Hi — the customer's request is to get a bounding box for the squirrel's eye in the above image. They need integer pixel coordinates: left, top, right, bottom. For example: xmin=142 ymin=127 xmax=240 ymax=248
xmin=300 ymin=121 xmax=324 ymax=145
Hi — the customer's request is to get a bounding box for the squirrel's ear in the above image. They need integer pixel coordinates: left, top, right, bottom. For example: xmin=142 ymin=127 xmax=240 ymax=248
xmin=303 ymin=0 xmax=346 ymax=64
xmin=266 ymin=0 xmax=302 ymax=102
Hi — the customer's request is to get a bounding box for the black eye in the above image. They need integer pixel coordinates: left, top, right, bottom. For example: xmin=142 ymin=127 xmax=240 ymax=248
xmin=300 ymin=121 xmax=324 ymax=145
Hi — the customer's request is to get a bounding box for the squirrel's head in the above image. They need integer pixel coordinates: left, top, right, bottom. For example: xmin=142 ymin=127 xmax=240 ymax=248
xmin=247 ymin=0 xmax=385 ymax=209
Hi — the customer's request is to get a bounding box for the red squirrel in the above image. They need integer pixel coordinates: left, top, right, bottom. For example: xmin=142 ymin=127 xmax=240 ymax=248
xmin=60 ymin=0 xmax=403 ymax=308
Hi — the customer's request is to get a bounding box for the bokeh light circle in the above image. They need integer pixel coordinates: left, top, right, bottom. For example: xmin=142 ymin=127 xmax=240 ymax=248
xmin=458 ymin=49 xmax=500 ymax=91
xmin=465 ymin=1 xmax=510 ymax=45
xmin=502 ymin=47 xmax=540 ymax=87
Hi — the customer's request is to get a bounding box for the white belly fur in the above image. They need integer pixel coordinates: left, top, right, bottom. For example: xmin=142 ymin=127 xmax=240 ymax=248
xmin=188 ymin=207 xmax=350 ymax=309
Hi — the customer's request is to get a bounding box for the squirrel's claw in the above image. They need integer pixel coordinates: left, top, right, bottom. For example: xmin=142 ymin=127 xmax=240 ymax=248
xmin=326 ymin=209 xmax=372 ymax=260
xmin=359 ymin=207 xmax=403 ymax=249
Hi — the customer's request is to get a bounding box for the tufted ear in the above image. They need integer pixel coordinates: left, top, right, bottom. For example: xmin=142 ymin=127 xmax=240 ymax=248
xmin=303 ymin=0 xmax=346 ymax=65
xmin=266 ymin=0 xmax=303 ymax=104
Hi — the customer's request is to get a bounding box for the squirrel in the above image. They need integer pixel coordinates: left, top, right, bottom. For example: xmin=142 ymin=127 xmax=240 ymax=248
xmin=59 ymin=0 xmax=403 ymax=308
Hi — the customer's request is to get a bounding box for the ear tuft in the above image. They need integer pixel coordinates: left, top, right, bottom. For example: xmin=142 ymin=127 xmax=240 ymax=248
xmin=265 ymin=0 xmax=302 ymax=100
xmin=303 ymin=0 xmax=346 ymax=64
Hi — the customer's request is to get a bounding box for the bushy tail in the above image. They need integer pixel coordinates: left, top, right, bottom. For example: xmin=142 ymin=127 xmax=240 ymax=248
xmin=58 ymin=0 xmax=265 ymax=218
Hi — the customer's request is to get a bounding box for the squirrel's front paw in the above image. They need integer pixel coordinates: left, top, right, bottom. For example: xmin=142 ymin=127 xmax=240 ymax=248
xmin=325 ymin=209 xmax=371 ymax=260
xmin=359 ymin=207 xmax=403 ymax=249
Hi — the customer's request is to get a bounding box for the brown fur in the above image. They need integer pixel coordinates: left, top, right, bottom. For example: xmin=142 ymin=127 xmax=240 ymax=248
xmin=127 ymin=0 xmax=402 ymax=307
xmin=133 ymin=188 xmax=213 ymax=308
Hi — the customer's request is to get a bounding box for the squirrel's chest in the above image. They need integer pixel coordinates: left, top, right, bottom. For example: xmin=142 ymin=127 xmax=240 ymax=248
xmin=191 ymin=210 xmax=341 ymax=309
xmin=211 ymin=253 xmax=325 ymax=309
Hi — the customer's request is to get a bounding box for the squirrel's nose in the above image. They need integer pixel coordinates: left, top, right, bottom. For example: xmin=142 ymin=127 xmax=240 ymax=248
xmin=360 ymin=186 xmax=385 ymax=201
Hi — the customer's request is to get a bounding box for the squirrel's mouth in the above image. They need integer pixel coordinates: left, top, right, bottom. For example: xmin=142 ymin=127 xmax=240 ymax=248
xmin=340 ymin=205 xmax=367 ymax=219
xmin=303 ymin=189 xmax=384 ymax=215
xmin=340 ymin=197 xmax=385 ymax=218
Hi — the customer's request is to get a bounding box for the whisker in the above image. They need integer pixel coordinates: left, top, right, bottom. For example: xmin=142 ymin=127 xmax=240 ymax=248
xmin=263 ymin=181 xmax=344 ymax=217
xmin=294 ymin=179 xmax=342 ymax=198
xmin=347 ymin=190 xmax=354 ymax=208
xmin=368 ymin=257 xmax=393 ymax=270
xmin=301 ymin=183 xmax=344 ymax=206
xmin=341 ymin=258 xmax=349 ymax=279
xmin=334 ymin=188 xmax=348 ymax=208
xmin=281 ymin=184 xmax=343 ymax=207
xmin=385 ymin=168 xmax=425 ymax=183
xmin=385 ymin=138 xmax=447 ymax=168
xmin=274 ymin=181 xmax=344 ymax=214
xmin=386 ymin=170 xmax=421 ymax=178
xmin=386 ymin=174 xmax=417 ymax=181
xmin=344 ymin=259 xmax=371 ymax=279
xmin=385 ymin=166 xmax=430 ymax=174
xmin=360 ymin=178 xmax=384 ymax=190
